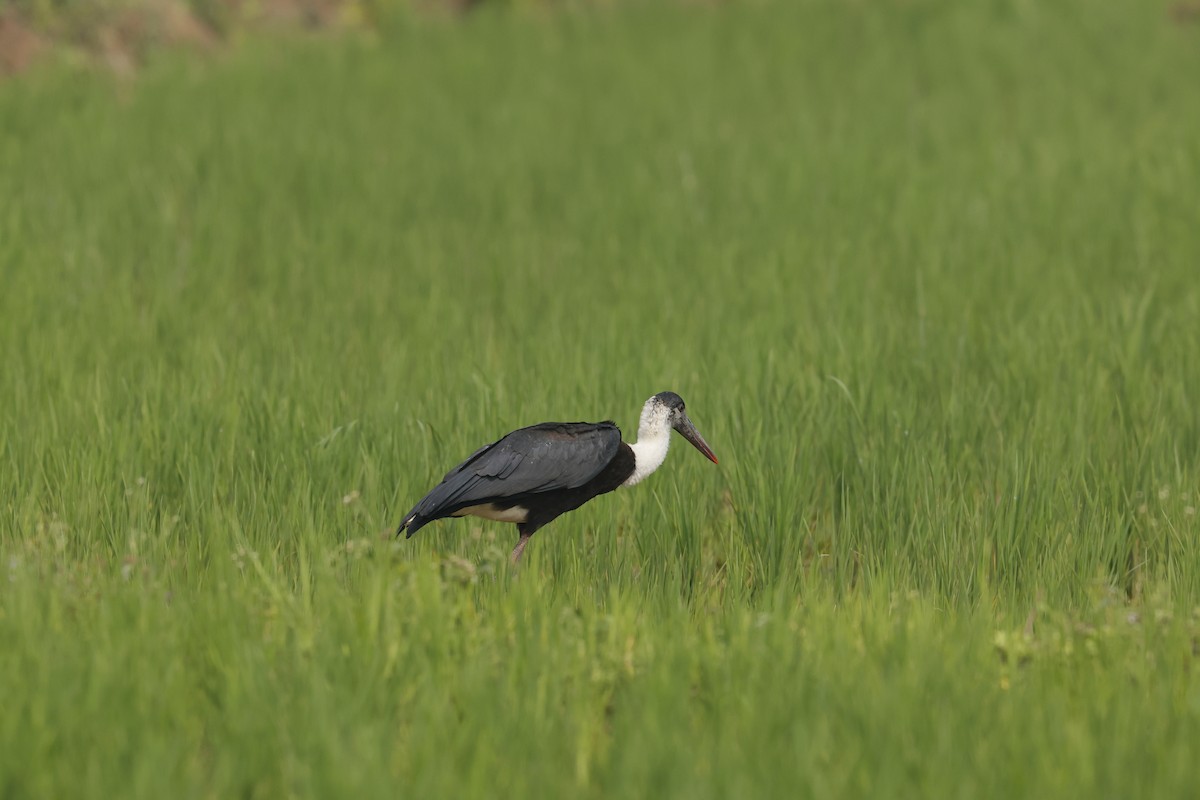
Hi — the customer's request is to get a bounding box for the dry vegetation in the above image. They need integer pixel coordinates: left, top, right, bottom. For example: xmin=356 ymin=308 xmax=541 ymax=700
xmin=0 ymin=0 xmax=500 ymax=74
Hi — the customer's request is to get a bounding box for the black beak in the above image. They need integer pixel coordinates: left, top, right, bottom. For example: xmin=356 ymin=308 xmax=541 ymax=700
xmin=675 ymin=413 xmax=719 ymax=464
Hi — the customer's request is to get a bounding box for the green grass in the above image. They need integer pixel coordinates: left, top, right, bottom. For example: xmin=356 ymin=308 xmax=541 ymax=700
xmin=3 ymin=1 xmax=1200 ymax=796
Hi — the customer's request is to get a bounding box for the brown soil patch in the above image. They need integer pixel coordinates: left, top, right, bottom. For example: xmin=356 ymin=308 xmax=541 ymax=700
xmin=0 ymin=12 xmax=44 ymax=75
xmin=1171 ymin=2 xmax=1200 ymax=23
xmin=0 ymin=0 xmax=493 ymax=78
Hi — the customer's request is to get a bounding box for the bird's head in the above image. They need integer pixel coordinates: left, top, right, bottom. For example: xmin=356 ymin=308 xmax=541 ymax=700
xmin=644 ymin=391 xmax=719 ymax=464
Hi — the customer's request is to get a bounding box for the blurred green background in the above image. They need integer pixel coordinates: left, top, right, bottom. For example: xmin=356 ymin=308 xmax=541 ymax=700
xmin=2 ymin=1 xmax=1200 ymax=797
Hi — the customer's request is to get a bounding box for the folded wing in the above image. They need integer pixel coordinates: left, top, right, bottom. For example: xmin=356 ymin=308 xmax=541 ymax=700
xmin=398 ymin=422 xmax=621 ymax=537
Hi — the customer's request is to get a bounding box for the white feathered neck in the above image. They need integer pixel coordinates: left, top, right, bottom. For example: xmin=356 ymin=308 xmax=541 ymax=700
xmin=623 ymin=398 xmax=673 ymax=487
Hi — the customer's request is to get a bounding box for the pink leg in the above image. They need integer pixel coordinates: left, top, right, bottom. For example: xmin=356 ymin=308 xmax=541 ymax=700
xmin=510 ymin=532 xmax=533 ymax=564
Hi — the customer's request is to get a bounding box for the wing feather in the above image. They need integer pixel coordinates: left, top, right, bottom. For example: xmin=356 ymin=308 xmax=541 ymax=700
xmin=399 ymin=422 xmax=621 ymax=537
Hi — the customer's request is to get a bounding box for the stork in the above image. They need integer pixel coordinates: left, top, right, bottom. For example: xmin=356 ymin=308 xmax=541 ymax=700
xmin=396 ymin=392 xmax=718 ymax=563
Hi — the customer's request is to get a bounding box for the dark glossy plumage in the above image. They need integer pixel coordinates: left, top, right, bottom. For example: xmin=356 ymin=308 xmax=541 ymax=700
xmin=397 ymin=421 xmax=627 ymax=538
xmin=396 ymin=392 xmax=718 ymax=563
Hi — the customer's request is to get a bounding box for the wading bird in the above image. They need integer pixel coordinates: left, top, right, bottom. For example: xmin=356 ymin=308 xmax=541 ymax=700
xmin=396 ymin=392 xmax=718 ymax=563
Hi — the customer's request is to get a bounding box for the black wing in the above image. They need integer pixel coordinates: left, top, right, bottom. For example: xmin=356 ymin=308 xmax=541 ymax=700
xmin=397 ymin=422 xmax=622 ymax=538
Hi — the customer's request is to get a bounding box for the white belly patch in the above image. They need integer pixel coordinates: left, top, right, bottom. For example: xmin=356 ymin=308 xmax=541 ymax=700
xmin=453 ymin=503 xmax=530 ymax=523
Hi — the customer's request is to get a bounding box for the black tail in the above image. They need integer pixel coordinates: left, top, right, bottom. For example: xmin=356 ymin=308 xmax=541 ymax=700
xmin=396 ymin=512 xmax=426 ymax=539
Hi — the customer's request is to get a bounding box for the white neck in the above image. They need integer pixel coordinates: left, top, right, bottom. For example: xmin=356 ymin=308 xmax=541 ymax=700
xmin=622 ymin=401 xmax=672 ymax=487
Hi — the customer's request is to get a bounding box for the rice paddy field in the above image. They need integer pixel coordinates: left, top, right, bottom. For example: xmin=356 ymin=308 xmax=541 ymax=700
xmin=2 ymin=1 xmax=1200 ymax=796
